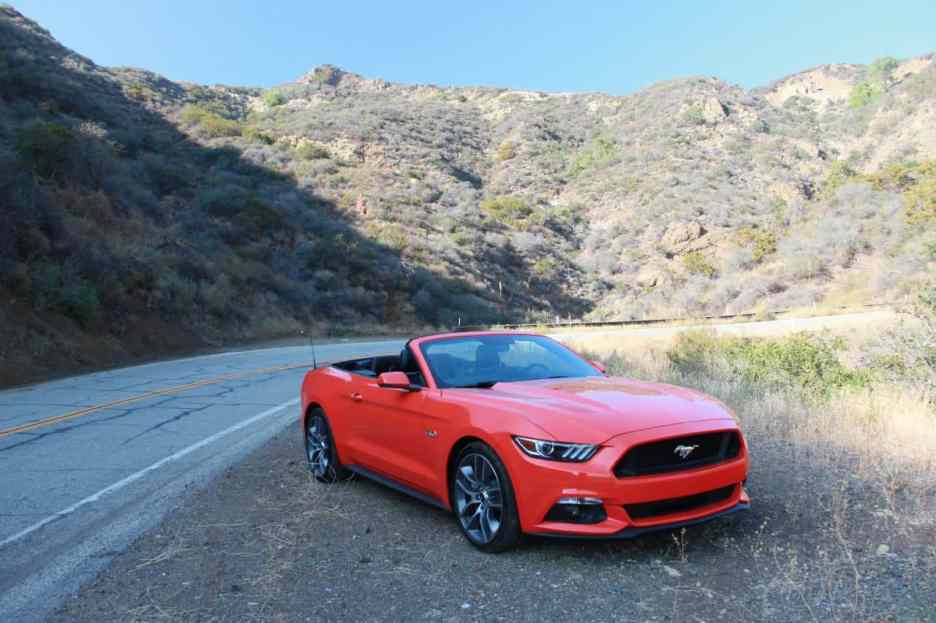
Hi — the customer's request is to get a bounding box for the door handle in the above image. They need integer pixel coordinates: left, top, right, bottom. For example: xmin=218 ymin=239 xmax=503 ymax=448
xmin=350 ymin=392 xmax=363 ymax=402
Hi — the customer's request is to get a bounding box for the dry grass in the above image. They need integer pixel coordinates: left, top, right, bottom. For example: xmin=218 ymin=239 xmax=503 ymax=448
xmin=594 ymin=339 xmax=936 ymax=621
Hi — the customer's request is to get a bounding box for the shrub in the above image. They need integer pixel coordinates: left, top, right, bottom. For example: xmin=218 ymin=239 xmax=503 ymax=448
xmin=480 ymin=195 xmax=532 ymax=227
xmin=736 ymin=227 xmax=777 ymax=263
xmin=234 ymin=196 xmax=286 ymax=239
xmin=848 ymin=81 xmax=882 ymax=109
xmin=668 ymin=331 xmax=869 ymax=394
xmin=295 ymin=143 xmax=329 ymax=160
xmin=15 ymin=121 xmax=74 ymax=179
xmin=568 ymin=136 xmax=618 ymax=177
xmin=532 ymin=256 xmax=557 ymax=278
xmin=682 ymin=106 xmax=706 ymax=126
xmin=179 ymin=105 xmax=242 ymax=138
xmin=823 ymin=160 xmax=857 ymax=196
xmin=682 ymin=251 xmax=716 ymax=278
xmin=924 ymin=239 xmax=936 ymax=260
xmin=263 ymin=90 xmax=287 ymax=107
xmin=847 ymin=160 xmax=936 ymax=224
xmin=243 ymin=126 xmax=274 ymax=145
xmin=496 ymin=141 xmax=516 ymax=161
xmin=868 ymin=56 xmax=899 ymax=85
xmin=863 ymin=284 xmax=936 ymax=395
xmin=904 ymin=177 xmax=936 ymax=224
xmin=60 ymin=278 xmax=100 ymax=326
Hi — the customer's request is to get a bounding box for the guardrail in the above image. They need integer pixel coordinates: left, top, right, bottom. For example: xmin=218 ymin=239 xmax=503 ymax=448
xmin=453 ymin=302 xmax=893 ymax=333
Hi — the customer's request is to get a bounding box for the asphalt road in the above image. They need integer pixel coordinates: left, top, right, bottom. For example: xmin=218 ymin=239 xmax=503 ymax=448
xmin=0 ymin=338 xmax=404 ymax=623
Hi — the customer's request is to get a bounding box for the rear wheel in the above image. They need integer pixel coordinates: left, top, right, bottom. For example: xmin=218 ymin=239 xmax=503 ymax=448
xmin=450 ymin=442 xmax=521 ymax=552
xmin=305 ymin=409 xmax=351 ymax=483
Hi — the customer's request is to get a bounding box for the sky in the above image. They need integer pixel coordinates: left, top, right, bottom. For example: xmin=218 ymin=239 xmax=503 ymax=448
xmin=12 ymin=1 xmax=936 ymax=94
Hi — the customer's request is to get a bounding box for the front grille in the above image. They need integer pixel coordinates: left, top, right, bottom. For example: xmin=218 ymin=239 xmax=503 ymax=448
xmin=624 ymin=485 xmax=736 ymax=520
xmin=614 ymin=431 xmax=740 ymax=477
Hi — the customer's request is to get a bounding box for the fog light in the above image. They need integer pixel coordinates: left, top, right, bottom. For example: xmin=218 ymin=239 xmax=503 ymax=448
xmin=544 ymin=497 xmax=607 ymax=524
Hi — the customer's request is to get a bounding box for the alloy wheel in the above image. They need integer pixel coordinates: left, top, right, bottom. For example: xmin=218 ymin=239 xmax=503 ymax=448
xmin=306 ymin=415 xmax=331 ymax=479
xmin=454 ymin=453 xmax=503 ymax=544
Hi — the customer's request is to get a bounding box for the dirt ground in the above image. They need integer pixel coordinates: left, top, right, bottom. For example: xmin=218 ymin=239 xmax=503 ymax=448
xmin=51 ymin=423 xmax=934 ymax=623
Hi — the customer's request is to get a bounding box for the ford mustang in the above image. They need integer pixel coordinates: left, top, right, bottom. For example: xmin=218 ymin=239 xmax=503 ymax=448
xmin=300 ymin=331 xmax=749 ymax=552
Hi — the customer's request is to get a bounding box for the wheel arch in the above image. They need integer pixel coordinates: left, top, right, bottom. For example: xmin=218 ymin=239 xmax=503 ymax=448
xmin=303 ymin=402 xmax=324 ymax=429
xmin=445 ymin=434 xmax=519 ymax=511
xmin=445 ymin=435 xmax=484 ymax=508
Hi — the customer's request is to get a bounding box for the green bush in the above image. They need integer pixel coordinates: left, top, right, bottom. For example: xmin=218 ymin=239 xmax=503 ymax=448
xmin=15 ymin=121 xmax=74 ymax=178
xmin=823 ymin=160 xmax=857 ymax=196
xmin=480 ymin=196 xmax=533 ymax=227
xmin=682 ymin=251 xmax=716 ymax=278
xmin=568 ymin=136 xmax=617 ymax=177
xmin=496 ymin=141 xmax=517 ymax=161
xmin=263 ymin=90 xmax=287 ymax=107
xmin=868 ymin=56 xmax=899 ymax=85
xmin=668 ymin=331 xmax=869 ymax=395
xmin=923 ymin=239 xmax=936 ymax=260
xmin=737 ymin=227 xmax=778 ymax=263
xmin=682 ymin=106 xmax=706 ymax=126
xmin=532 ymin=257 xmax=557 ymax=277
xmin=848 ymin=81 xmax=883 ymax=109
xmin=234 ymin=196 xmax=286 ymax=239
xmin=904 ymin=176 xmax=936 ymax=225
xmin=179 ymin=105 xmax=242 ymax=138
xmin=29 ymin=263 xmax=100 ymax=326
xmin=295 ymin=143 xmax=329 ymax=160
xmin=848 ymin=57 xmax=898 ymax=109
xmin=243 ymin=126 xmax=274 ymax=145
xmin=60 ymin=279 xmax=100 ymax=326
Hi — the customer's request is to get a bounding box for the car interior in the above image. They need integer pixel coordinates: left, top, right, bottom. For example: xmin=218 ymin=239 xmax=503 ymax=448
xmin=331 ymin=347 xmax=426 ymax=386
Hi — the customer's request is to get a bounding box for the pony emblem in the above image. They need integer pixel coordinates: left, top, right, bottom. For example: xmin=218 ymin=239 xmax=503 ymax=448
xmin=673 ymin=444 xmax=700 ymax=459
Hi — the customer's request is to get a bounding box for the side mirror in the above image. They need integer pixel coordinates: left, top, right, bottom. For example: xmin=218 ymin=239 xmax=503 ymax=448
xmin=377 ymin=371 xmax=420 ymax=391
xmin=590 ymin=360 xmax=606 ymax=374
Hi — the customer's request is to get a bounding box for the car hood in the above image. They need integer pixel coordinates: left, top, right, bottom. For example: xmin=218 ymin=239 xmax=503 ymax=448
xmin=452 ymin=376 xmax=736 ymax=443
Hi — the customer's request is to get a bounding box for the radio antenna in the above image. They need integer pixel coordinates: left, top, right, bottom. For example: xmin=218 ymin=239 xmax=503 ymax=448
xmin=310 ymin=332 xmax=318 ymax=369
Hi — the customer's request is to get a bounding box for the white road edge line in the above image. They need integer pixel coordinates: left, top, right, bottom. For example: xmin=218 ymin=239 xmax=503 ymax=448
xmin=0 ymin=397 xmax=299 ymax=550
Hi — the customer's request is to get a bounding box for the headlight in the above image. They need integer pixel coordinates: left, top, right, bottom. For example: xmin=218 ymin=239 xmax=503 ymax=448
xmin=513 ymin=436 xmax=598 ymax=462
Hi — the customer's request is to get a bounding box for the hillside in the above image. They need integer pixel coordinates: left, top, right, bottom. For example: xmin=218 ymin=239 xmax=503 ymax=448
xmin=1 ymin=5 xmax=935 ymax=385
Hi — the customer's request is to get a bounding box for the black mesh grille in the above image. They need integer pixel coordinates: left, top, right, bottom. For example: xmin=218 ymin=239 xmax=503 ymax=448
xmin=614 ymin=431 xmax=740 ymax=477
xmin=624 ymin=485 xmax=736 ymax=520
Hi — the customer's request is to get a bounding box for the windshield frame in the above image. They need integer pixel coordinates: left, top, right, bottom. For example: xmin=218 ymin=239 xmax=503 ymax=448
xmin=415 ymin=332 xmax=602 ymax=389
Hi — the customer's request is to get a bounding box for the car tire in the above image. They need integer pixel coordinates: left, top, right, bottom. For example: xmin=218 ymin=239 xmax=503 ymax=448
xmin=305 ymin=408 xmax=351 ymax=484
xmin=450 ymin=441 xmax=521 ymax=553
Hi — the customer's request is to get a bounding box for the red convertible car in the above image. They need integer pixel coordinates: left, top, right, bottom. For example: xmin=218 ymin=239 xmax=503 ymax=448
xmin=300 ymin=331 xmax=749 ymax=552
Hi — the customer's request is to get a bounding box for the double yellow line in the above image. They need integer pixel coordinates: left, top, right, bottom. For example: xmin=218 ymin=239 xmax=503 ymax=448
xmin=0 ymin=362 xmax=314 ymax=440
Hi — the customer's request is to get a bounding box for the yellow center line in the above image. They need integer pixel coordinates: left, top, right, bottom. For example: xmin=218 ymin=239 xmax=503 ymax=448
xmin=0 ymin=362 xmax=316 ymax=439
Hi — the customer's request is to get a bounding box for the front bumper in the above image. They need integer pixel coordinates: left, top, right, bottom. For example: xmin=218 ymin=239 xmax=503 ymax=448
xmin=506 ymin=419 xmax=750 ymax=538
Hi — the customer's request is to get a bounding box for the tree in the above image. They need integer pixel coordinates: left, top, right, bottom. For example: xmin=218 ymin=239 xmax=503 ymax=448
xmin=868 ymin=56 xmax=899 ymax=86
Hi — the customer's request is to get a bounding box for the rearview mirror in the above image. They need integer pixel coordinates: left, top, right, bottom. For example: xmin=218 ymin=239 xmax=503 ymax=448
xmin=377 ymin=371 xmax=420 ymax=391
xmin=590 ymin=360 xmax=606 ymax=374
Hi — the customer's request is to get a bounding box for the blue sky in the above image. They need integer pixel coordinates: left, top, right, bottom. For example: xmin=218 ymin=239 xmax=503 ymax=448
xmin=13 ymin=1 xmax=936 ymax=94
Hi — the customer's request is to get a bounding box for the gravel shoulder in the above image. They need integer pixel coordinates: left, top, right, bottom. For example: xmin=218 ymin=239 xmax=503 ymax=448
xmin=52 ymin=419 xmax=934 ymax=623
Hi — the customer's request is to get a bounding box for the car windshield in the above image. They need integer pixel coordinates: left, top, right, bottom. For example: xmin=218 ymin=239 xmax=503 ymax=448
xmin=419 ymin=334 xmax=601 ymax=389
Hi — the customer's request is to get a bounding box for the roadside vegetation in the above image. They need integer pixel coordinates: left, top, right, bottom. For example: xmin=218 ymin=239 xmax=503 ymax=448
xmin=586 ymin=292 xmax=936 ymax=620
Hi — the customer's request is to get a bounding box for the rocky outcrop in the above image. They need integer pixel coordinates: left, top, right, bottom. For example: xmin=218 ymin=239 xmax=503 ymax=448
xmin=659 ymin=222 xmax=706 ymax=256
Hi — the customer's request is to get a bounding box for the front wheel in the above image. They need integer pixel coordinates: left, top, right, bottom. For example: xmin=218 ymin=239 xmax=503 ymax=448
xmin=450 ymin=442 xmax=521 ymax=552
xmin=305 ymin=409 xmax=351 ymax=483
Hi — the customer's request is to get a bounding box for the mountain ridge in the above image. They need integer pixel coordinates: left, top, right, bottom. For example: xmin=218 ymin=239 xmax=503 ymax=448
xmin=1 ymin=4 xmax=934 ymax=385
